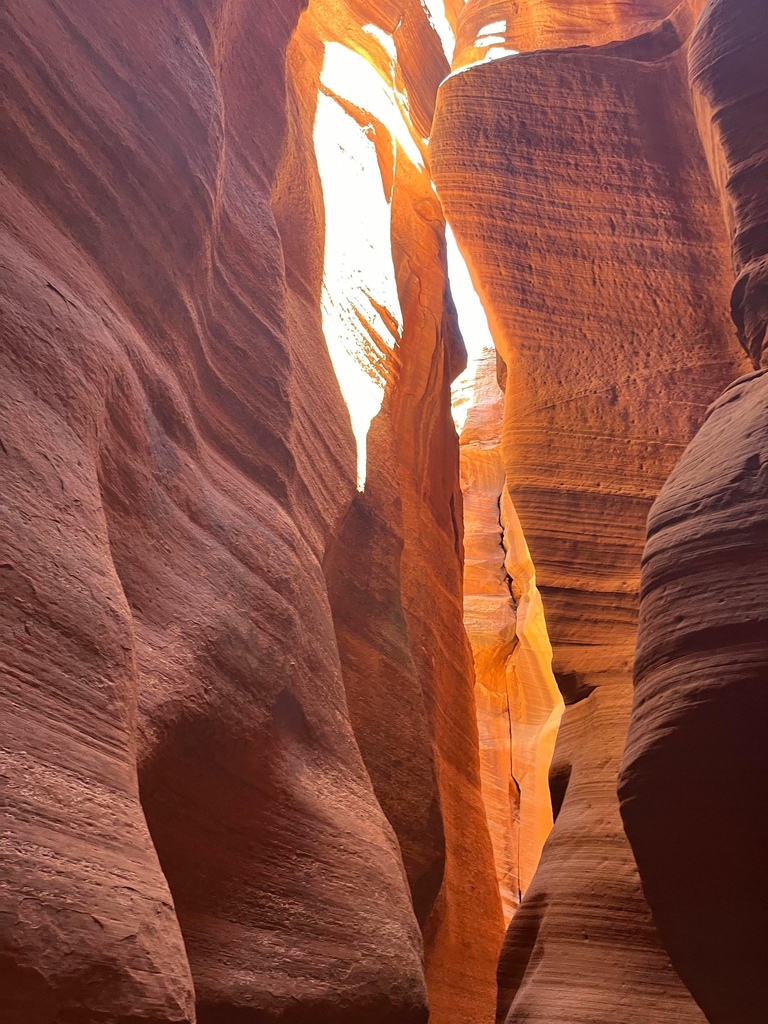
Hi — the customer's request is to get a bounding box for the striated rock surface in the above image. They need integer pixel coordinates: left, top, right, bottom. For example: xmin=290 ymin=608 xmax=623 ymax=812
xmin=1 ymin=0 xmax=499 ymax=1021
xmin=620 ymin=369 xmax=768 ymax=1024
xmin=620 ymin=4 xmax=768 ymax=1023
xmin=459 ymin=349 xmax=562 ymax=923
xmin=689 ymin=0 xmax=768 ymax=367
xmin=4 ymin=0 xmax=765 ymax=1020
xmin=452 ymin=0 xmax=694 ymax=69
xmin=432 ymin=4 xmax=750 ymax=1020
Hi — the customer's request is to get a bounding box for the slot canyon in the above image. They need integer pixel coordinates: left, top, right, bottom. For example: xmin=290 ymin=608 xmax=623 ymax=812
xmin=0 ymin=0 xmax=766 ymax=1022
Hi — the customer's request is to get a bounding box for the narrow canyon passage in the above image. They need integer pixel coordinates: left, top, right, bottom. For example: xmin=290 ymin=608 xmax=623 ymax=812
xmin=1 ymin=3 xmax=767 ymax=1024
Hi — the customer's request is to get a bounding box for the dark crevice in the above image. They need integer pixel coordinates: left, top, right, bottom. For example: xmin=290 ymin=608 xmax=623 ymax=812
xmin=549 ymin=761 xmax=572 ymax=824
xmin=554 ymin=670 xmax=596 ymax=707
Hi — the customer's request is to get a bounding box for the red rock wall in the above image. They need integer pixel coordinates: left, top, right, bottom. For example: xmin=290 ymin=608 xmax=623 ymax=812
xmin=619 ymin=4 xmax=768 ymax=1023
xmin=620 ymin=368 xmax=768 ymax=1024
xmin=432 ymin=2 xmax=750 ymax=1020
xmin=0 ymin=1 xmax=499 ymax=1021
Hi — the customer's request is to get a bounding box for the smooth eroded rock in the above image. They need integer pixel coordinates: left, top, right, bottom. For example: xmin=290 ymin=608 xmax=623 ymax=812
xmin=432 ymin=6 xmax=749 ymax=1019
xmin=620 ymin=370 xmax=768 ymax=1024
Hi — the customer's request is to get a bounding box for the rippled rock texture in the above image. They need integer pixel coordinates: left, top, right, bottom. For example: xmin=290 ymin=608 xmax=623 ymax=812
xmin=620 ymin=4 xmax=768 ymax=1023
xmin=432 ymin=2 xmax=750 ymax=1020
xmin=0 ymin=1 xmax=501 ymax=1021
xmin=300 ymin=3 xmax=504 ymax=1019
xmin=620 ymin=369 xmax=768 ymax=1024
xmin=4 ymin=0 xmax=767 ymax=1020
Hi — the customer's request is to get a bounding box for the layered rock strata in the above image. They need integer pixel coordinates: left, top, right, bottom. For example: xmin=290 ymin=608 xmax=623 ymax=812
xmin=0 ymin=1 xmax=501 ymax=1021
xmin=459 ymin=349 xmax=562 ymax=923
xmin=432 ymin=3 xmax=750 ymax=1020
xmin=452 ymin=0 xmax=692 ymax=69
xmin=620 ymin=4 xmax=768 ymax=1023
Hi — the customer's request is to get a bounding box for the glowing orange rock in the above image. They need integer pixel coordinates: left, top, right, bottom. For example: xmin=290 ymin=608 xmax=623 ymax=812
xmin=451 ymin=0 xmax=702 ymax=69
xmin=460 ymin=349 xmax=562 ymax=923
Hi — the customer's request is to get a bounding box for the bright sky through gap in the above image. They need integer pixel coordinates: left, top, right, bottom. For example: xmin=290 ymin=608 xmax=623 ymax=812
xmin=315 ymin=42 xmax=408 ymax=492
xmin=314 ymin=14 xmax=499 ymax=489
xmin=445 ymin=224 xmax=496 ymax=432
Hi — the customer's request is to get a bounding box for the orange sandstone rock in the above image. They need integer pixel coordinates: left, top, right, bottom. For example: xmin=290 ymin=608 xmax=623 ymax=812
xmin=300 ymin=3 xmax=504 ymax=1018
xmin=432 ymin=6 xmax=749 ymax=1020
xmin=460 ymin=350 xmax=562 ymax=923
xmin=620 ymin=4 xmax=768 ymax=1023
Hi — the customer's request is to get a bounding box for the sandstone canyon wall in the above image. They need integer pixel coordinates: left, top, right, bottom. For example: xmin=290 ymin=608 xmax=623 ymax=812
xmin=459 ymin=349 xmax=562 ymax=924
xmin=619 ymin=3 xmax=768 ymax=1023
xmin=432 ymin=1 xmax=753 ymax=1021
xmin=3 ymin=0 xmax=767 ymax=1021
xmin=0 ymin=1 xmax=502 ymax=1022
xmin=295 ymin=4 xmax=504 ymax=1018
xmin=452 ymin=0 xmax=692 ymax=68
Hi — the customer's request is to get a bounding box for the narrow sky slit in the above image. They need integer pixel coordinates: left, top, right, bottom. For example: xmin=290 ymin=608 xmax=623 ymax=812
xmin=445 ymin=224 xmax=496 ymax=432
xmin=314 ymin=41 xmax=409 ymax=490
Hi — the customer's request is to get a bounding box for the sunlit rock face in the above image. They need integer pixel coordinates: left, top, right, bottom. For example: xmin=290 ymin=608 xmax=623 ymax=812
xmin=0 ymin=0 xmax=501 ymax=1021
xmin=459 ymin=349 xmax=562 ymax=924
xmin=432 ymin=2 xmax=750 ymax=1020
xmin=620 ymin=4 xmax=768 ymax=1023
xmin=296 ymin=3 xmax=505 ymax=1022
xmin=451 ymin=0 xmax=699 ymax=68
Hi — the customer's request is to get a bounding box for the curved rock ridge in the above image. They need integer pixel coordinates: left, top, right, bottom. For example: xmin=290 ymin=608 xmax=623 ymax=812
xmin=0 ymin=0 xmax=500 ymax=1021
xmin=689 ymin=0 xmax=768 ymax=368
xmin=432 ymin=5 xmax=749 ymax=1020
xmin=620 ymin=370 xmax=768 ymax=1024
xmin=620 ymin=3 xmax=768 ymax=1022
xmin=451 ymin=0 xmax=704 ymax=69
xmin=460 ymin=349 xmax=562 ymax=924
